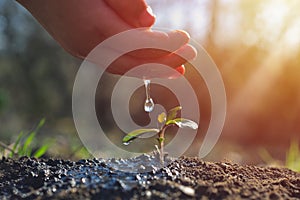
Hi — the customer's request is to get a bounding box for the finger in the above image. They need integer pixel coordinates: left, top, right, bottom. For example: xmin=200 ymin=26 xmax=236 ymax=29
xmin=105 ymin=44 xmax=197 ymax=78
xmin=104 ymin=0 xmax=155 ymax=27
xmin=124 ymin=30 xmax=191 ymax=59
xmin=156 ymin=44 xmax=197 ymax=68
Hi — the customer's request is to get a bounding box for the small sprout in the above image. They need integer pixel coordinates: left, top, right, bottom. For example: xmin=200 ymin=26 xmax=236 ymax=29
xmin=122 ymin=106 xmax=198 ymax=164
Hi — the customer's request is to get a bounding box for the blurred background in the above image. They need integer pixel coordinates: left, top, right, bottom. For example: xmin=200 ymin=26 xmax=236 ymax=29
xmin=0 ymin=0 xmax=299 ymax=164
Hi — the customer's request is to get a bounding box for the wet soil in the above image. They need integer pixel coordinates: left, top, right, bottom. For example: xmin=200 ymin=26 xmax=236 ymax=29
xmin=0 ymin=154 xmax=299 ymax=200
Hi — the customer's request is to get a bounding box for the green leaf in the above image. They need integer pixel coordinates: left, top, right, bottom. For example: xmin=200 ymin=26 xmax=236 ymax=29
xmin=36 ymin=118 xmax=46 ymax=132
xmin=123 ymin=128 xmax=159 ymax=144
xmin=20 ymin=118 xmax=45 ymax=156
xmin=10 ymin=131 xmax=24 ymax=157
xmin=166 ymin=118 xmax=198 ymax=129
xmin=33 ymin=144 xmax=50 ymax=158
xmin=24 ymin=132 xmax=35 ymax=148
xmin=19 ymin=132 xmax=36 ymax=156
xmin=157 ymin=112 xmax=166 ymax=124
xmin=167 ymin=106 xmax=182 ymax=121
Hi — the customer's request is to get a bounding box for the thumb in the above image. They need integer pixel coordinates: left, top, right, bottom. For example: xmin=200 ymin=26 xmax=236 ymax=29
xmin=104 ymin=0 xmax=156 ymax=27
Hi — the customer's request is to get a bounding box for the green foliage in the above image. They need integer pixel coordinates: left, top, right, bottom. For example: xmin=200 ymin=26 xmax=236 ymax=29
xmin=122 ymin=106 xmax=198 ymax=145
xmin=123 ymin=129 xmax=160 ymax=144
xmin=73 ymin=146 xmax=92 ymax=159
xmin=285 ymin=140 xmax=300 ymax=172
xmin=122 ymin=106 xmax=198 ymax=163
xmin=165 ymin=118 xmax=198 ymax=129
xmin=166 ymin=106 xmax=182 ymax=121
xmin=0 ymin=119 xmax=51 ymax=158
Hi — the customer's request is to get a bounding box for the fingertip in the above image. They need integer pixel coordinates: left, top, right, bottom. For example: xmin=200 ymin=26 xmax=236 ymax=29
xmin=167 ymin=30 xmax=190 ymax=48
xmin=176 ymin=65 xmax=185 ymax=75
xmin=175 ymin=44 xmax=198 ymax=61
xmin=185 ymin=44 xmax=198 ymax=60
xmin=175 ymin=30 xmax=190 ymax=40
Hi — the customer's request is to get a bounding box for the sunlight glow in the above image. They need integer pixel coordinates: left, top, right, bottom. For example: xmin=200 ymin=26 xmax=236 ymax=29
xmin=259 ymin=0 xmax=289 ymax=28
xmin=229 ymin=0 xmax=300 ymax=127
xmin=283 ymin=19 xmax=300 ymax=50
xmin=254 ymin=0 xmax=300 ymax=50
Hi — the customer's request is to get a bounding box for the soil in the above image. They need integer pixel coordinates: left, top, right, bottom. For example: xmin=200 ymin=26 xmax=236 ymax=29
xmin=0 ymin=154 xmax=299 ymax=200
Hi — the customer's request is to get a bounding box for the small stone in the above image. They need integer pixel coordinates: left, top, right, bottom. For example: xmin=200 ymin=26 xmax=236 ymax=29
xmin=69 ymin=178 xmax=76 ymax=187
xmin=81 ymin=178 xmax=87 ymax=184
xmin=51 ymin=186 xmax=57 ymax=193
xmin=146 ymin=190 xmax=152 ymax=197
xmin=178 ymin=185 xmax=195 ymax=197
xmin=136 ymin=174 xmax=142 ymax=181
xmin=139 ymin=165 xmax=146 ymax=171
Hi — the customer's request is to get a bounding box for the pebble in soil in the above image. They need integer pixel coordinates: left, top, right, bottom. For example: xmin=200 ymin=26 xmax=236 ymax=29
xmin=0 ymin=153 xmax=300 ymax=199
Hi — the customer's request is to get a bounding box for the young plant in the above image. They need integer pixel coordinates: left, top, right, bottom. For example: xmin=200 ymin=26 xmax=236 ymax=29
xmin=122 ymin=106 xmax=198 ymax=163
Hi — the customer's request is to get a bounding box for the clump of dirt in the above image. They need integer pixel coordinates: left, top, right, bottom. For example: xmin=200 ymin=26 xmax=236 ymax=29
xmin=0 ymin=154 xmax=299 ymax=199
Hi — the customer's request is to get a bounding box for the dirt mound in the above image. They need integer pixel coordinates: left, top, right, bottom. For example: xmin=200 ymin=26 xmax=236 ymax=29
xmin=0 ymin=155 xmax=299 ymax=199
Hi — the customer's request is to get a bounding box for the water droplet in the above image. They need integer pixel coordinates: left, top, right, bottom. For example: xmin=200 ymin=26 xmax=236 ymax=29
xmin=144 ymin=98 xmax=154 ymax=112
xmin=123 ymin=142 xmax=130 ymax=146
xmin=144 ymin=79 xmax=154 ymax=113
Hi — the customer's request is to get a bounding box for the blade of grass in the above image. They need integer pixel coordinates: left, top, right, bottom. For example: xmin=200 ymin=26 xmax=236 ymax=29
xmin=286 ymin=140 xmax=299 ymax=171
xmin=19 ymin=132 xmax=36 ymax=156
xmin=36 ymin=118 xmax=46 ymax=132
xmin=10 ymin=131 xmax=24 ymax=157
xmin=33 ymin=144 xmax=50 ymax=158
xmin=20 ymin=118 xmax=46 ymax=157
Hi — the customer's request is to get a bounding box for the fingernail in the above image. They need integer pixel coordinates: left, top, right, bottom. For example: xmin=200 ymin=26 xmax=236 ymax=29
xmin=139 ymin=6 xmax=156 ymax=27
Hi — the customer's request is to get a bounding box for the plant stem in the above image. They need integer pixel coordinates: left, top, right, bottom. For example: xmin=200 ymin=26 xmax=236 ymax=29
xmin=158 ymin=127 xmax=166 ymax=164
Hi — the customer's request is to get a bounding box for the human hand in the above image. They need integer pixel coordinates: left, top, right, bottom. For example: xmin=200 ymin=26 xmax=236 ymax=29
xmin=17 ymin=0 xmax=196 ymax=78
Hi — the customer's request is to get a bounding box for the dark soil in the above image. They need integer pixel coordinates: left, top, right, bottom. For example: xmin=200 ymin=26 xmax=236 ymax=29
xmin=0 ymin=154 xmax=299 ymax=200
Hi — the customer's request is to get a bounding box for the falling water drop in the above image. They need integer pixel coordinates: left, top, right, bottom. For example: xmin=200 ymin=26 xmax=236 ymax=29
xmin=123 ymin=142 xmax=130 ymax=146
xmin=144 ymin=79 xmax=154 ymax=113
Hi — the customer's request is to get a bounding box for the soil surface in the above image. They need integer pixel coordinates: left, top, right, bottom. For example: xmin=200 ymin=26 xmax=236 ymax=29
xmin=0 ymin=154 xmax=300 ymax=200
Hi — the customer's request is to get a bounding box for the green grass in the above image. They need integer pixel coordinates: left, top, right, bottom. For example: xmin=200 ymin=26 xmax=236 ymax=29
xmin=285 ymin=140 xmax=300 ymax=172
xmin=259 ymin=140 xmax=300 ymax=172
xmin=0 ymin=118 xmax=51 ymax=158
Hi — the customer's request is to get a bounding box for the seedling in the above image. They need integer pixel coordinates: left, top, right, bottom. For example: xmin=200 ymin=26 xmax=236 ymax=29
xmin=122 ymin=106 xmax=198 ymax=164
